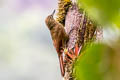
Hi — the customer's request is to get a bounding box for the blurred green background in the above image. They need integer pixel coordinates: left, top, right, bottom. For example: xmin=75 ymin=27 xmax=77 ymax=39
xmin=77 ymin=0 xmax=120 ymax=28
xmin=0 ymin=0 xmax=63 ymax=80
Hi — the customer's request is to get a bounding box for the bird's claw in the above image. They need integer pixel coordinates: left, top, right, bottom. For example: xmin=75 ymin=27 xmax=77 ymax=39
xmin=64 ymin=43 xmax=80 ymax=60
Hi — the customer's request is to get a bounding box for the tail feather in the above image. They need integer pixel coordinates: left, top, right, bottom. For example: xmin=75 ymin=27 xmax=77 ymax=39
xmin=58 ymin=54 xmax=65 ymax=77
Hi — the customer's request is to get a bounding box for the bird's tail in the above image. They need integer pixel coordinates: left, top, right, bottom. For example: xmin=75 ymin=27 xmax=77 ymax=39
xmin=58 ymin=54 xmax=65 ymax=77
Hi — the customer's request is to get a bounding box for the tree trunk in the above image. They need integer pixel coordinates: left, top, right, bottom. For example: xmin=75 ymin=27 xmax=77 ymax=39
xmin=62 ymin=0 xmax=103 ymax=80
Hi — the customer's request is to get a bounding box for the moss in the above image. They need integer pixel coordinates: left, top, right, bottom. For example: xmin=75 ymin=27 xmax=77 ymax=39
xmin=56 ymin=0 xmax=72 ymax=26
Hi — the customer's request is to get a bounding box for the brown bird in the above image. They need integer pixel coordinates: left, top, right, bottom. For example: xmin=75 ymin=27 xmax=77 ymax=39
xmin=45 ymin=10 xmax=69 ymax=76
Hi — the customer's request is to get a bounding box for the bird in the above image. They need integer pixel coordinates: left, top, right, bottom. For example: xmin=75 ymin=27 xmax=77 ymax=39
xmin=45 ymin=10 xmax=69 ymax=77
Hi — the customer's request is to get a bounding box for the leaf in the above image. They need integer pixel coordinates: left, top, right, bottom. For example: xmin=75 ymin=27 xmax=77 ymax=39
xmin=73 ymin=43 xmax=120 ymax=80
xmin=77 ymin=0 xmax=120 ymax=28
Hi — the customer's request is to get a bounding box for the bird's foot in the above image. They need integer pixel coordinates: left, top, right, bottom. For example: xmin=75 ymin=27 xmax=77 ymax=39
xmin=64 ymin=43 xmax=80 ymax=60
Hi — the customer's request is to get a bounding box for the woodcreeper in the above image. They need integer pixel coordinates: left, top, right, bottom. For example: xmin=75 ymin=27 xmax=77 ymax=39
xmin=45 ymin=10 xmax=69 ymax=76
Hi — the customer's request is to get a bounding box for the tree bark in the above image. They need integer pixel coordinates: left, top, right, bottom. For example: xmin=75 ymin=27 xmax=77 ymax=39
xmin=62 ymin=0 xmax=103 ymax=80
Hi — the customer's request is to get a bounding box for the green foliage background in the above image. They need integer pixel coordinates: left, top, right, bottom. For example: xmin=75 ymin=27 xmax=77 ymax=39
xmin=77 ymin=0 xmax=120 ymax=28
xmin=73 ymin=43 xmax=120 ymax=80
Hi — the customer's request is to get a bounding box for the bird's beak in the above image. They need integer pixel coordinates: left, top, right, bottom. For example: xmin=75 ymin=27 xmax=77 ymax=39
xmin=51 ymin=10 xmax=55 ymax=16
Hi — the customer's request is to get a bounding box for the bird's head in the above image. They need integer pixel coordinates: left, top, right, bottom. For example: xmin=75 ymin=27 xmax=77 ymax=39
xmin=45 ymin=10 xmax=56 ymax=29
